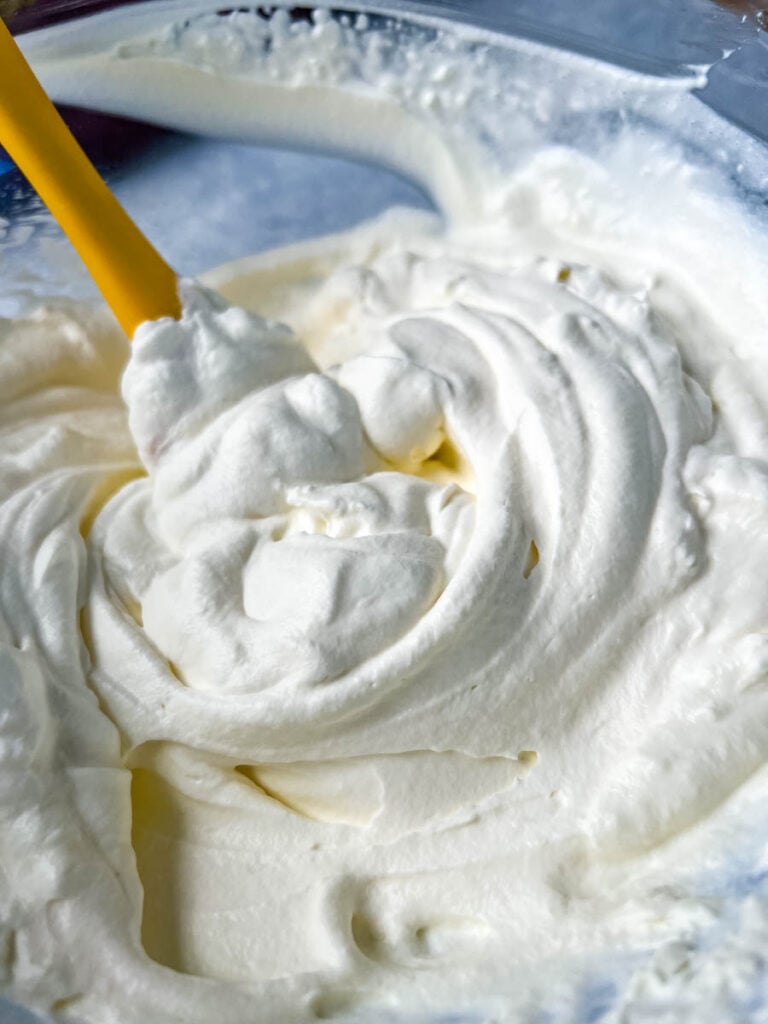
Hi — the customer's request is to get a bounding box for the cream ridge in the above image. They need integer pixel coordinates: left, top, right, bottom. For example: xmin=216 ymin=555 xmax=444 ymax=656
xmin=2 ymin=7 xmax=768 ymax=1024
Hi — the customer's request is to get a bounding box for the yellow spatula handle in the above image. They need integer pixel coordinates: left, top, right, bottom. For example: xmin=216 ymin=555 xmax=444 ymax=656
xmin=0 ymin=18 xmax=181 ymax=336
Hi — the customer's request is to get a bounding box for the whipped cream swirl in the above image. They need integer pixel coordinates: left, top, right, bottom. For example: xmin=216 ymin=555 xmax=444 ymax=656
xmin=2 ymin=177 xmax=767 ymax=1023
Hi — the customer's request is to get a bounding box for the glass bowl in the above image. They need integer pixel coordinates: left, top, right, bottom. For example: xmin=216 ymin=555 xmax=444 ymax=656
xmin=2 ymin=0 xmax=767 ymax=304
xmin=1 ymin=3 xmax=767 ymax=1023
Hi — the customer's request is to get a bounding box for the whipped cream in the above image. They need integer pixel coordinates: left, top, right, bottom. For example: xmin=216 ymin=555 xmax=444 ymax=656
xmin=2 ymin=6 xmax=768 ymax=1024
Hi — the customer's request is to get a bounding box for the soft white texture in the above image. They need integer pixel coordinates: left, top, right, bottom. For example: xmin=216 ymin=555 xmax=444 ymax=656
xmin=2 ymin=11 xmax=768 ymax=1024
xmin=2 ymin=187 xmax=767 ymax=1021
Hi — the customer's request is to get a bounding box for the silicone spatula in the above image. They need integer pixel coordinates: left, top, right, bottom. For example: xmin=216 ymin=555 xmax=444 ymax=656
xmin=0 ymin=17 xmax=182 ymax=336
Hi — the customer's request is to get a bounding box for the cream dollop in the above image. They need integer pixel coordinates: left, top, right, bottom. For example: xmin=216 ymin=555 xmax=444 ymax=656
xmin=118 ymin=279 xmax=469 ymax=694
xmin=94 ymin=249 xmax=716 ymax=761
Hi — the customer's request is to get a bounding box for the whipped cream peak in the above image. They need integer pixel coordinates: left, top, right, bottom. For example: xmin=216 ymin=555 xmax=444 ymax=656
xmin=125 ymin=279 xmax=313 ymax=467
